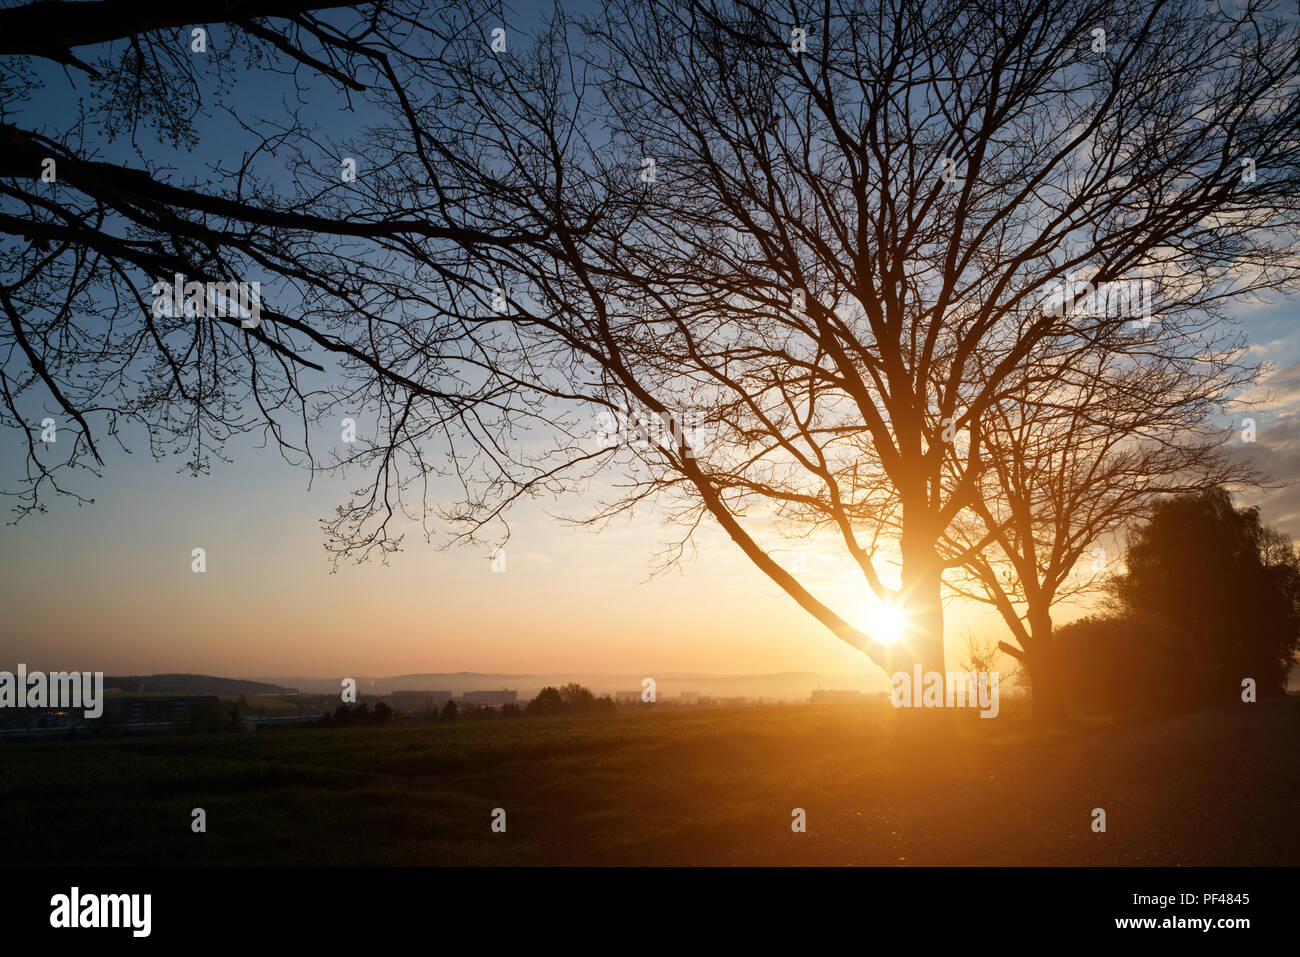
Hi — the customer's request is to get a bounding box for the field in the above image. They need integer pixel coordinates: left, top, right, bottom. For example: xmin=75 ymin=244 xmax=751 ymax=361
xmin=3 ymin=697 xmax=1297 ymax=866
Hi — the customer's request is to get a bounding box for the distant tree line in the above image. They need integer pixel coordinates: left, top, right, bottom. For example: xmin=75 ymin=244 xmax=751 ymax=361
xmin=319 ymin=701 xmax=394 ymax=728
xmin=526 ymin=684 xmax=618 ymax=717
xmin=317 ymin=683 xmax=618 ymax=729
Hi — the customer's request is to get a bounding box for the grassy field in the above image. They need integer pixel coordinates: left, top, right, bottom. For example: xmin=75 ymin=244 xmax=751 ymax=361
xmin=3 ymin=697 xmax=1296 ymax=866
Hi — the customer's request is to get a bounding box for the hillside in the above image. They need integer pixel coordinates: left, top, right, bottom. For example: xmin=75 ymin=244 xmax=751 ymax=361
xmin=105 ymin=674 xmax=289 ymax=696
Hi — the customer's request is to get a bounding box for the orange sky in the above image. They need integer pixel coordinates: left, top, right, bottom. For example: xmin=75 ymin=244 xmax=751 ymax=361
xmin=0 ymin=432 xmax=1026 ymax=681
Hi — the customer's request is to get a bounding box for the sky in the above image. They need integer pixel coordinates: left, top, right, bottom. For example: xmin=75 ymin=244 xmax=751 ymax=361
xmin=1 ymin=9 xmax=1298 ymax=684
xmin=2 ymin=300 xmax=1296 ymax=683
xmin=0 ymin=423 xmax=975 ymax=681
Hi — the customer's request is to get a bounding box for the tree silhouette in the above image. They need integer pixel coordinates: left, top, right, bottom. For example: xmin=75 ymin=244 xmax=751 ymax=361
xmin=558 ymin=682 xmax=596 ymax=712
xmin=941 ymin=339 xmax=1257 ymax=720
xmin=0 ymin=0 xmax=540 ymax=515
xmin=3 ymin=0 xmax=1299 ymax=739
xmin=349 ymin=0 xmax=1295 ymax=735
xmin=1110 ymin=487 xmax=1300 ymax=696
xmin=526 ymin=686 xmax=566 ymax=716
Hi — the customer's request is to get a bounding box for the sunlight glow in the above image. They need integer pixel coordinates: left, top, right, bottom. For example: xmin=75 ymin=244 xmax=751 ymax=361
xmin=862 ymin=597 xmax=908 ymax=646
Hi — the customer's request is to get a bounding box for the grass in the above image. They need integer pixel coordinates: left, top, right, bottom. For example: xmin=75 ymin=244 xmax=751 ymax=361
xmin=2 ymin=697 xmax=1295 ymax=866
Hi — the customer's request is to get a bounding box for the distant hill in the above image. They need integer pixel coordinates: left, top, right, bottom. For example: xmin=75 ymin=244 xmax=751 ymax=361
xmin=255 ymin=671 xmax=893 ymax=698
xmin=104 ymin=674 xmax=289 ymax=696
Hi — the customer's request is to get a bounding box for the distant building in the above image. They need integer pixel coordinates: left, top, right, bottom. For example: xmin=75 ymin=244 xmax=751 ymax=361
xmin=389 ymin=690 xmax=452 ymax=712
xmin=243 ymin=714 xmax=317 ymax=730
xmin=461 ymin=690 xmax=517 ymax=708
xmin=679 ymin=692 xmax=700 ymax=704
xmin=114 ymin=695 xmax=219 ymax=724
xmin=811 ymin=689 xmax=865 ymax=704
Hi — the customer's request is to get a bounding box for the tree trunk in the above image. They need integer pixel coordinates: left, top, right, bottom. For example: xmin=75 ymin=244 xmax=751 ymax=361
xmin=892 ymin=534 xmax=955 ymax=747
xmin=1025 ymin=613 xmax=1069 ymax=724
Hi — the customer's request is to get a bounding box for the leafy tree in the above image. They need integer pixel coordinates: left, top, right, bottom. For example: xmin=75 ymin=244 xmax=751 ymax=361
xmin=559 ymin=683 xmax=597 ymax=713
xmin=1054 ymin=615 xmax=1193 ymax=715
xmin=1109 ymin=488 xmax=1300 ymax=696
xmin=526 ymin=686 xmax=566 ymax=716
xmin=440 ymin=699 xmax=458 ymax=722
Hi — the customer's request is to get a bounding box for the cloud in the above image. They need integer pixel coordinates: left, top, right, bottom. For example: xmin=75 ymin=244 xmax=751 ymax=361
xmin=1235 ymin=360 xmax=1300 ymax=416
xmin=1230 ymin=412 xmax=1300 ymax=535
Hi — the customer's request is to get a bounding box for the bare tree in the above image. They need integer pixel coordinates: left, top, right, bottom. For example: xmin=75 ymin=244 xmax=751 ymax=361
xmin=0 ymin=0 xmax=533 ymax=515
xmin=957 ymin=629 xmax=1016 ymax=686
xmin=352 ymin=0 xmax=1295 ymax=735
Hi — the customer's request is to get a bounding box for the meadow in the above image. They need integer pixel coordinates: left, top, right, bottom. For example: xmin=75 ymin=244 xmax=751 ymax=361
xmin=3 ymin=697 xmax=1296 ymax=866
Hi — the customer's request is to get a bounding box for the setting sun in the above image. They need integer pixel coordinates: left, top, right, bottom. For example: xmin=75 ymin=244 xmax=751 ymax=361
xmin=862 ymin=597 xmax=908 ymax=646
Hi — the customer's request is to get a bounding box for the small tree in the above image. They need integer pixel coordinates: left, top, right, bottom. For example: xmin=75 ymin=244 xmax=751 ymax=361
xmin=957 ymin=631 xmax=1016 ymax=687
xmin=559 ymin=683 xmax=597 ymax=713
xmin=440 ymin=699 xmax=458 ymax=722
xmin=526 ymin=687 xmax=566 ymax=716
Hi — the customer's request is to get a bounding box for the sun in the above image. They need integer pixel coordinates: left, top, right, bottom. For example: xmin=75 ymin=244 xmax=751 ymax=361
xmin=862 ymin=597 xmax=908 ymax=646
